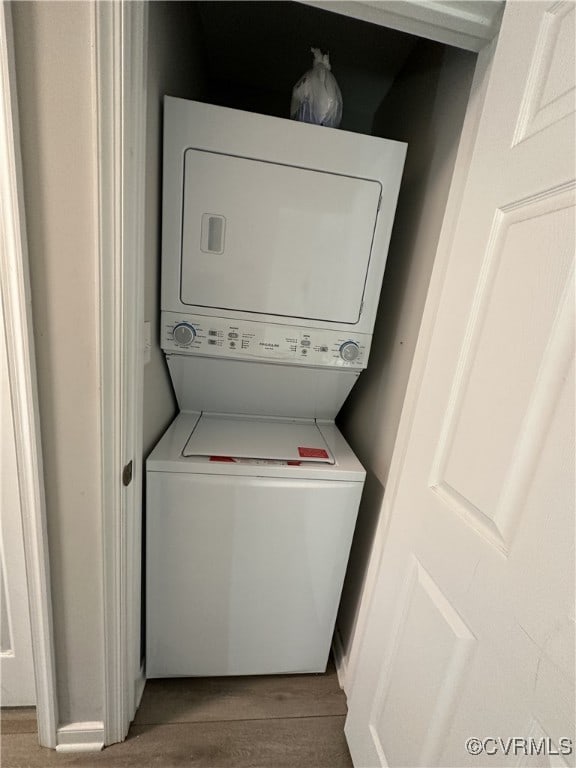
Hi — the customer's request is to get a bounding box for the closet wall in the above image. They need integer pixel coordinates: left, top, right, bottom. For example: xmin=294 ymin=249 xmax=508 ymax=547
xmin=191 ymin=1 xmax=415 ymax=134
xmin=336 ymin=39 xmax=476 ymax=680
xmin=143 ymin=2 xmax=206 ymax=455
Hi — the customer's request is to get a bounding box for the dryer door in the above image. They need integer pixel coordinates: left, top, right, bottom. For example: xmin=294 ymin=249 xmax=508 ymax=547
xmin=180 ymin=150 xmax=381 ymax=324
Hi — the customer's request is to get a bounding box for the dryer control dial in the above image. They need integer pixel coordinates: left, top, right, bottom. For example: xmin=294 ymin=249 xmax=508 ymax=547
xmin=173 ymin=322 xmax=196 ymax=346
xmin=339 ymin=341 xmax=360 ymax=362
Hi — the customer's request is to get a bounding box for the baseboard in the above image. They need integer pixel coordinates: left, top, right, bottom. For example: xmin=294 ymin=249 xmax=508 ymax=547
xmin=55 ymin=721 xmax=104 ymax=753
xmin=332 ymin=626 xmax=348 ymax=693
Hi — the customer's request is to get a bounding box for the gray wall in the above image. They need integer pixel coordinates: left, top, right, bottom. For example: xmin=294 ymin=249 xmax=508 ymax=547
xmin=142 ymin=1 xmax=207 ymax=456
xmin=193 ymin=1 xmax=416 ymax=137
xmin=11 ymin=1 xmax=104 ymax=724
xmin=336 ymin=40 xmax=476 ymax=671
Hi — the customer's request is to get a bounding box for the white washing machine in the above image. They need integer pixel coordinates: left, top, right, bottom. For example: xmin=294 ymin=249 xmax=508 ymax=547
xmin=146 ymin=98 xmax=406 ymax=677
xmin=146 ymin=412 xmax=364 ymax=677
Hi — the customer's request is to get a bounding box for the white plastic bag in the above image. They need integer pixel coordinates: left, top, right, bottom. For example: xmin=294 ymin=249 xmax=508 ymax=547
xmin=290 ymin=48 xmax=343 ymax=128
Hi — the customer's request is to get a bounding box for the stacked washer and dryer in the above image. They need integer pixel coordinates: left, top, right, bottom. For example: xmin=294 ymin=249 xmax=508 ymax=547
xmin=146 ymin=97 xmax=406 ymax=678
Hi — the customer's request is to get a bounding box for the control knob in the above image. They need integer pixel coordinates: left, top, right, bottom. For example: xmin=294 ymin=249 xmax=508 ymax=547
xmin=339 ymin=341 xmax=360 ymax=362
xmin=173 ymin=322 xmax=196 ymax=347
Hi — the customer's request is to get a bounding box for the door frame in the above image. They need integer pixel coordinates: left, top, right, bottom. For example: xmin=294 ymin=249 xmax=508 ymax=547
xmin=0 ymin=4 xmax=58 ymax=749
xmin=300 ymin=0 xmax=504 ymax=52
xmin=95 ymin=0 xmax=148 ymax=745
xmin=1 ymin=0 xmax=148 ymax=748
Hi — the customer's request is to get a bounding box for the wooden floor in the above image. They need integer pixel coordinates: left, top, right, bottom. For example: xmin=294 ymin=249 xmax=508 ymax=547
xmin=1 ymin=661 xmax=353 ymax=767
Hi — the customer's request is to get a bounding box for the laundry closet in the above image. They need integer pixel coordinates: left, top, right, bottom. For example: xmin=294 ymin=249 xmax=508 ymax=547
xmin=141 ymin=0 xmax=478 ymax=687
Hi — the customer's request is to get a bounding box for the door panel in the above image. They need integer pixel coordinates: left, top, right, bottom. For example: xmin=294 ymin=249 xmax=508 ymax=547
xmin=434 ymin=188 xmax=574 ymax=552
xmin=345 ymin=2 xmax=575 ymax=766
xmin=369 ymin=559 xmax=475 ymax=767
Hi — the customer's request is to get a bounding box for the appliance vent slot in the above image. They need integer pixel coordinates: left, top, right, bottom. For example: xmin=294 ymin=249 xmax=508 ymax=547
xmin=201 ymin=213 xmax=225 ymax=254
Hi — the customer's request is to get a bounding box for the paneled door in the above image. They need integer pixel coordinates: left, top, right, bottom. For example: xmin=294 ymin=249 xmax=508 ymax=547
xmin=0 ymin=294 xmax=35 ymax=706
xmin=345 ymin=2 xmax=575 ymax=766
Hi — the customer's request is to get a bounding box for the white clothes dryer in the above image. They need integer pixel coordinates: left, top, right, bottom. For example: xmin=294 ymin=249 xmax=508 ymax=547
xmin=146 ymin=412 xmax=365 ymax=677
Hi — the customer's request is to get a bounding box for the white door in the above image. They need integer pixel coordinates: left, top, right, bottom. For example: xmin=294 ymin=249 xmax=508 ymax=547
xmin=346 ymin=2 xmax=575 ymax=766
xmin=0 ymin=295 xmax=36 ymax=706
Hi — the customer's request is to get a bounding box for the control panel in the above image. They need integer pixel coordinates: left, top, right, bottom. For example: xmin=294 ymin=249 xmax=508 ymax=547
xmin=162 ymin=312 xmax=371 ymax=369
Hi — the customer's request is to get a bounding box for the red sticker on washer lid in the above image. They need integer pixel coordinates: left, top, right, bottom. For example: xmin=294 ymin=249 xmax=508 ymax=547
xmin=287 ymin=460 xmax=302 ymax=466
xmin=298 ymin=447 xmax=329 ymax=459
xmin=209 ymin=456 xmax=237 ymax=462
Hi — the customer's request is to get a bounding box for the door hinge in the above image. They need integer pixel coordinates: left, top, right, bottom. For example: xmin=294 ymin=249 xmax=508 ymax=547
xmin=122 ymin=460 xmax=133 ymax=487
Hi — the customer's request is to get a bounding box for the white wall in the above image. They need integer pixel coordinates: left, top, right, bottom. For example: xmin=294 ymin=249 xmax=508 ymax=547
xmin=11 ymin=1 xmax=104 ymax=724
xmin=142 ymin=1 xmax=207 ymax=456
xmin=336 ymin=40 xmax=477 ymax=682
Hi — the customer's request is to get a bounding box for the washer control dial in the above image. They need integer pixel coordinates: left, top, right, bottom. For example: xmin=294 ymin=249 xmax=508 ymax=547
xmin=173 ymin=322 xmax=196 ymax=346
xmin=339 ymin=341 xmax=360 ymax=362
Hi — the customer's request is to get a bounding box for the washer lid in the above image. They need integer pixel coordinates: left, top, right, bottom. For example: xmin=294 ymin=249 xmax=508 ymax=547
xmin=182 ymin=413 xmax=335 ymax=464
